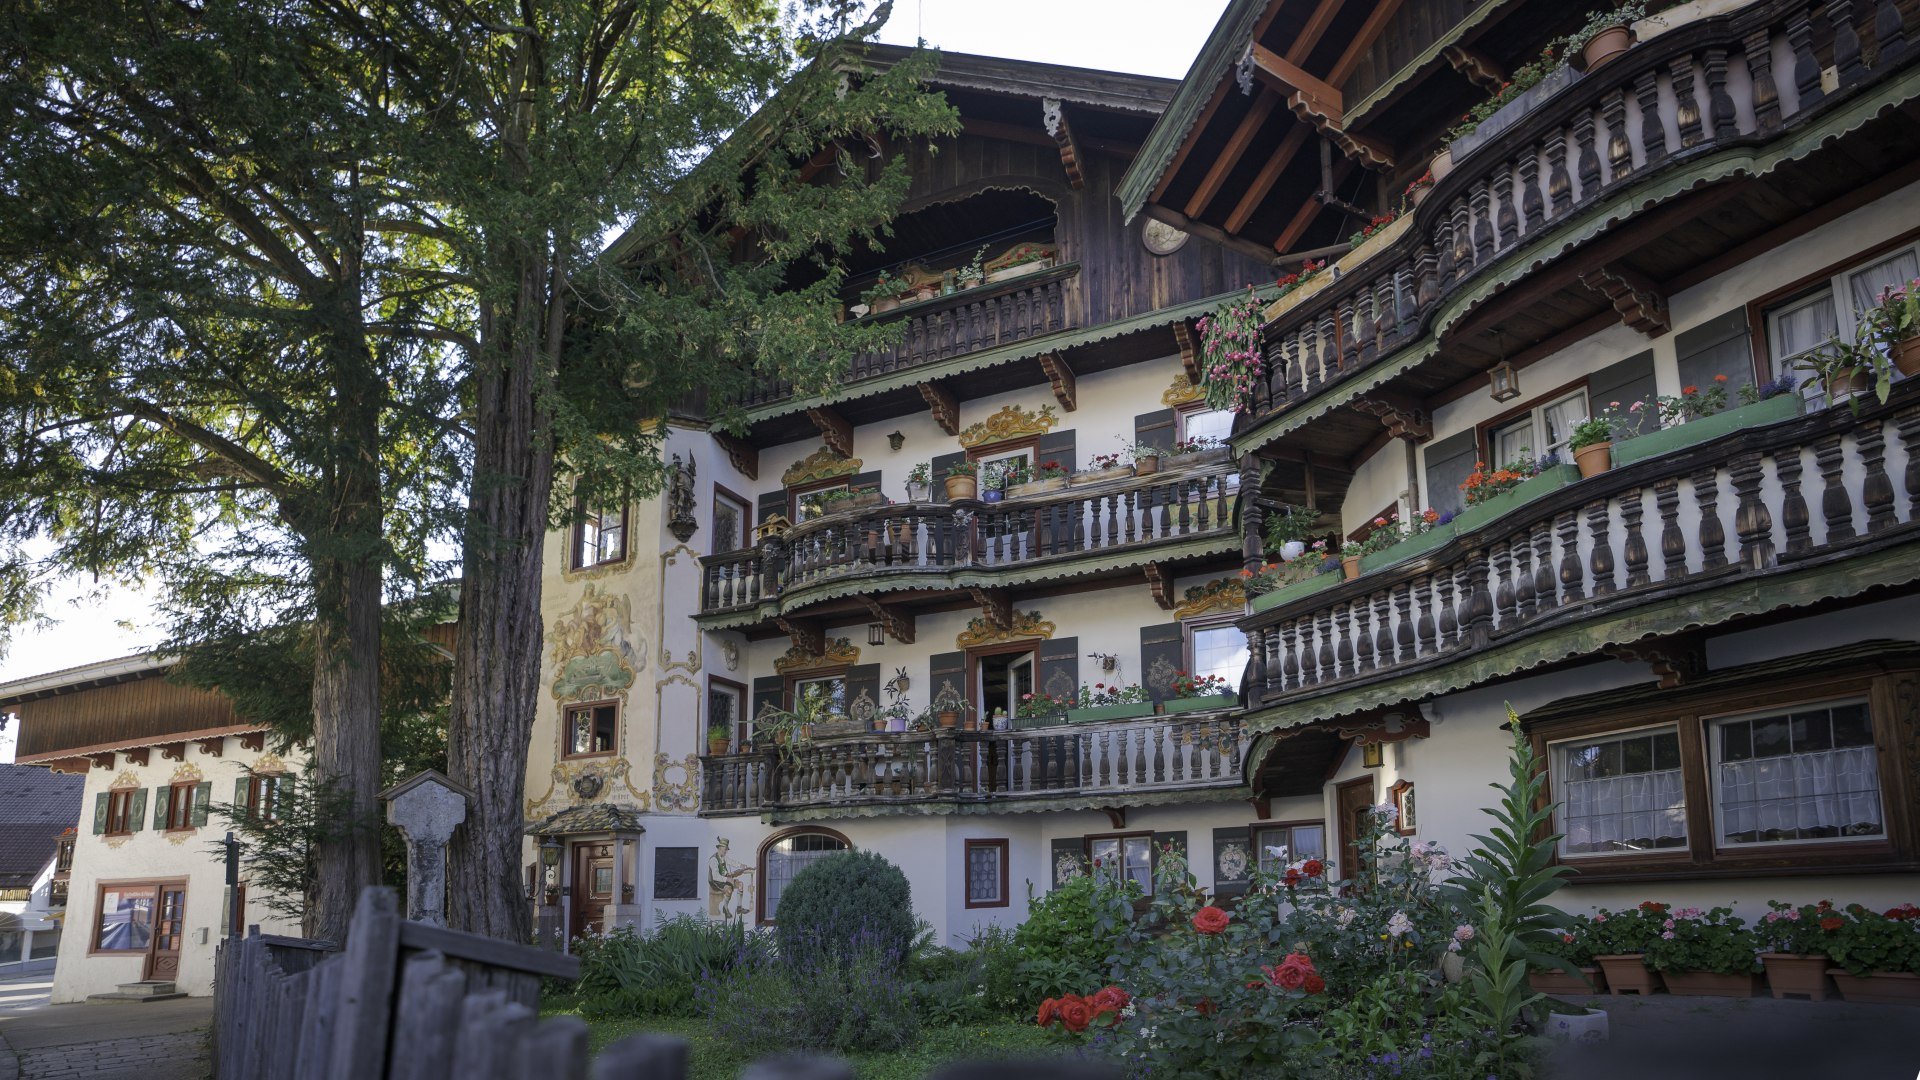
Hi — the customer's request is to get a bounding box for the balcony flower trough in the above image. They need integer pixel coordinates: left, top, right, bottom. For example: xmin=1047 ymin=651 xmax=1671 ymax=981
xmin=1334 ymin=213 xmax=1415 ymax=277
xmin=1361 ymin=521 xmax=1456 ymax=574
xmin=1066 ymin=701 xmax=1158 ymax=723
xmin=1614 ymin=394 xmax=1804 ymax=465
xmin=1011 ymin=711 xmax=1071 ymax=731
xmin=1249 ymin=566 xmax=1343 ymax=613
xmin=1449 ymin=463 xmax=1581 ymax=534
xmin=1160 ymin=693 xmax=1237 ymax=715
xmin=1448 ymin=64 xmax=1583 ymax=165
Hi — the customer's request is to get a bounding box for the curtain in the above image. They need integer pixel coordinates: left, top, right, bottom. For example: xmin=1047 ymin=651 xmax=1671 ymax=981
xmin=1562 ymin=769 xmax=1687 ymax=853
xmin=1717 ymin=746 xmax=1882 ymax=841
xmin=1771 ymin=295 xmax=1837 ymax=363
xmin=1848 ymin=251 xmax=1920 ymax=311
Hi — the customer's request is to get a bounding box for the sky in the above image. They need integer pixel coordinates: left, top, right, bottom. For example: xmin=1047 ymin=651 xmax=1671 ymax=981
xmin=0 ymin=1 xmax=1228 ymax=760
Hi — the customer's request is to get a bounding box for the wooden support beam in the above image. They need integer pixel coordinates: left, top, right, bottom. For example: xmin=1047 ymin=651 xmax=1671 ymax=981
xmin=1273 ymin=156 xmax=1354 ymax=254
xmin=1185 ymin=89 xmax=1280 ymax=219
xmin=1144 ymin=562 xmax=1174 ymax=610
xmin=806 ymin=406 xmax=853 ymax=457
xmin=1606 ymin=633 xmax=1706 ymax=689
xmin=1251 ymin=45 xmax=1342 ymax=122
xmin=712 ymin=431 xmax=759 ymax=481
xmin=1579 ymin=264 xmax=1672 ymax=338
xmin=1141 ymin=203 xmax=1282 ymax=268
xmin=1173 ymin=320 xmax=1200 ymax=381
xmin=240 ymin=731 xmax=266 ymax=753
xmin=1350 ymin=393 xmax=1433 ymax=442
xmin=959 ymin=117 xmax=1139 ymax=159
xmin=196 ymin=736 xmax=225 ymax=758
xmin=967 ymin=587 xmax=1012 ymax=631
xmin=918 ymin=380 xmax=960 ymax=436
xmin=1101 ymin=807 xmax=1127 ymax=830
xmin=774 ymin=616 xmax=825 ymax=658
xmin=1328 ymin=0 xmax=1408 ymax=86
xmin=124 ymin=747 xmax=149 ymax=767
xmin=48 ymin=758 xmax=90 ymax=775
xmin=1152 ymin=79 xmax=1235 ymax=204
xmin=1042 ymin=99 xmax=1085 ymax=190
xmin=858 ymin=598 xmax=916 ymax=645
xmin=1442 ymin=45 xmax=1507 ymax=91
xmin=1037 ymin=353 xmax=1076 ymax=412
xmin=158 ymin=742 xmax=187 ymax=762
xmin=87 ymin=752 xmax=116 ymax=771
xmin=1225 ymin=124 xmax=1312 ymax=235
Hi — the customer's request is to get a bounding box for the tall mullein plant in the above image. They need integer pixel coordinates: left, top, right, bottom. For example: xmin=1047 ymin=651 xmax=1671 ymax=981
xmin=1444 ymin=711 xmax=1576 ymax=973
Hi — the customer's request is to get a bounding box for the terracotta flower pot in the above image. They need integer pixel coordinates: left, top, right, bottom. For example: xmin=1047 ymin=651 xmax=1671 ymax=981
xmin=1661 ymin=970 xmax=1763 ymax=997
xmin=1583 ymin=25 xmax=1633 ymax=71
xmin=1594 ymin=954 xmax=1663 ymax=995
xmin=1530 ymin=967 xmax=1608 ymax=995
xmin=1409 ymin=182 xmax=1433 ymax=208
xmin=1342 ymin=555 xmax=1362 ymax=580
xmin=1894 ymin=333 xmax=1920 ymax=377
xmin=937 ymin=710 xmax=959 ymax=729
xmin=943 ymin=475 xmax=977 ymax=500
xmin=1430 ymin=146 xmax=1454 ymax=182
xmin=1573 ymin=441 xmax=1612 ymax=479
xmin=707 ymin=737 xmax=731 ymax=756
xmin=1135 ymin=454 xmax=1162 ymax=475
xmin=1829 ymin=367 xmax=1876 ymax=400
xmin=1828 ymin=969 xmax=1920 ymax=1004
xmin=1760 ymin=953 xmax=1834 ymax=1001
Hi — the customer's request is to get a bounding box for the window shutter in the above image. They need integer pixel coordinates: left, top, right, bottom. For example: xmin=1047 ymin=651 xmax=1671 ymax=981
xmin=1134 ymin=409 xmax=1176 ymax=452
xmin=928 ymin=651 xmax=967 ymax=712
xmin=129 ymin=788 xmax=148 ymax=832
xmin=1211 ymin=826 xmax=1253 ymax=897
xmin=756 ymin=489 xmax=788 ymax=527
xmin=1423 ymin=428 xmax=1481 ymax=516
xmin=1049 ymin=837 xmax=1087 ymax=890
xmin=153 ymin=786 xmax=170 ymax=830
xmin=1675 ymin=307 xmax=1754 ymax=391
xmin=929 ymin=451 xmax=967 ymax=503
xmin=846 ymin=663 xmax=882 ymax=726
xmin=1139 ymin=622 xmax=1186 ymax=705
xmin=751 ymin=675 xmax=785 ymax=728
xmin=234 ymin=777 xmax=252 ymax=815
xmin=93 ymin=792 xmax=109 ymax=835
xmin=1036 ymin=428 xmax=1077 ymax=473
xmin=192 ymin=781 xmax=213 ymax=827
xmin=1036 ymin=637 xmax=1079 ymax=703
xmin=1588 ymin=349 xmax=1661 ymax=437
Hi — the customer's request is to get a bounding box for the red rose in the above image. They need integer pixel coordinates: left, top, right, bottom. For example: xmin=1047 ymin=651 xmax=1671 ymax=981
xmin=1283 ymin=869 xmax=1302 ymax=889
xmin=1090 ymin=985 xmax=1130 ymax=1013
xmin=1302 ymin=859 xmax=1324 ymax=877
xmin=1194 ymin=997 xmax=1216 ymax=1016
xmin=1036 ymin=998 xmax=1058 ymax=1027
xmin=1273 ymin=962 xmax=1308 ymax=990
xmin=1192 ymin=906 xmax=1231 ymax=935
xmin=1058 ymin=998 xmax=1092 ymax=1033
xmin=1304 ymin=974 xmax=1326 ymax=994
xmin=1820 ymin=916 xmax=1845 ymax=932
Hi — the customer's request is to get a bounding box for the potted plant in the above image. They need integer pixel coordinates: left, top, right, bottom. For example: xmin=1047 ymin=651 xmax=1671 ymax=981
xmin=933 ymin=683 xmax=969 ymax=729
xmin=1127 ymin=441 xmax=1165 ymax=476
xmin=1644 ymin=906 xmax=1764 ymax=997
xmin=983 ymin=242 xmax=1055 ymax=283
xmin=1403 ymin=169 xmax=1435 ymax=210
xmin=1162 ymin=672 xmax=1235 ymax=714
xmin=1430 ymin=144 xmax=1454 ymax=183
xmin=1264 ymin=502 xmax=1321 ymax=562
xmin=1339 ymin=538 xmax=1366 ymax=581
xmin=1076 ymin=451 xmax=1132 ymax=485
xmin=1018 ymin=459 xmax=1069 ymax=494
xmin=1196 ymin=287 xmax=1267 ymax=413
xmin=865 ymin=269 xmax=903 ymax=315
xmin=1863 ymin=275 xmax=1920 ymax=376
xmin=905 ymin=463 xmax=932 ymax=503
xmin=1568 ymin=401 xmax=1632 ymax=479
xmin=1824 ymin=903 xmax=1920 ymax=1004
xmin=1756 ymin=900 xmax=1839 ymax=1001
xmin=851 ymin=484 xmax=884 ymax=509
xmin=943 ymin=460 xmax=978 ymax=501
xmin=706 ymin=723 xmax=732 ymax=756
xmin=1791 ymin=331 xmax=1891 ymax=407
xmin=1243 ymin=548 xmax=1344 ymax=612
xmin=1014 ymin=692 xmax=1073 ymax=729
xmin=1530 ymin=915 xmax=1608 ymax=995
xmin=1570 ymin=2 xmax=1646 ymax=71
xmin=1065 ymin=682 xmax=1156 ymax=723
xmin=1587 ymin=902 xmax=1669 ymax=995
xmin=1168 ymin=435 xmax=1229 ymax=467
xmin=956 ymin=246 xmax=987 ymax=291
xmin=979 ymin=460 xmax=1012 ymax=502
xmin=1338 ymin=518 xmax=1401 ymax=581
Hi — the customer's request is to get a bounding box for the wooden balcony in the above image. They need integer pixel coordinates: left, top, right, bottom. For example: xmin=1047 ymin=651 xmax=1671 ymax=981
xmin=1241 ymin=387 xmax=1920 ymax=718
xmin=1238 ymin=0 xmax=1918 ymax=438
xmin=699 ymin=708 xmax=1249 ymax=818
xmin=736 ymin=263 xmax=1080 ymax=410
xmin=700 ymin=458 xmax=1238 ymax=618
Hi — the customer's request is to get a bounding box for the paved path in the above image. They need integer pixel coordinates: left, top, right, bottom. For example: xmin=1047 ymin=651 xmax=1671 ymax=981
xmin=0 ymin=975 xmax=212 ymax=1080
xmin=1548 ymin=993 xmax=1920 ymax=1080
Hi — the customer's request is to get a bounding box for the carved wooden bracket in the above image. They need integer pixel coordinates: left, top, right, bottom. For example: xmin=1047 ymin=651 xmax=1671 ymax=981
xmin=158 ymin=742 xmax=187 ymax=763
xmin=1100 ymin=806 xmax=1127 ymax=830
xmin=1351 ymin=394 xmax=1432 ymax=442
xmin=806 ymin=406 xmax=854 ymax=457
xmin=1037 ymin=352 xmax=1077 ymax=412
xmin=123 ymin=747 xmax=150 ymax=766
xmin=1042 ymin=98 xmax=1085 ymax=190
xmin=712 ymin=431 xmax=759 ymax=482
xmin=1173 ymin=320 xmax=1200 ymax=381
xmin=1607 ymin=634 xmax=1706 ymax=690
xmin=1442 ymin=45 xmax=1507 ymax=91
xmin=1143 ymin=562 xmax=1175 ymax=610
xmin=1249 ymin=795 xmax=1272 ymax=821
xmin=196 ymin=737 xmax=225 ymax=758
xmin=1332 ymin=711 xmax=1431 ymax=745
xmin=774 ymin=616 xmax=826 ymax=658
xmin=1580 ymin=264 xmax=1671 ymax=338
xmin=859 ymin=597 xmax=916 ymax=645
xmin=239 ymin=731 xmax=267 ymax=753
xmin=87 ymin=752 xmax=117 ymax=771
xmin=967 ymin=587 xmax=1013 ymax=631
xmin=1282 ymin=88 xmax=1393 ymax=170
xmin=918 ymin=381 xmax=960 ymax=436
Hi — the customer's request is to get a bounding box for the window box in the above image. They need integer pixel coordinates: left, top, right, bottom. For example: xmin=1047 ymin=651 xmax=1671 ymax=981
xmin=1249 ymin=568 xmax=1343 ymax=613
xmin=1072 ymin=466 xmax=1134 ymax=486
xmin=1262 ymin=269 xmax=1337 ymax=324
xmin=1448 ymin=65 xmax=1582 ymax=165
xmin=1066 ymin=702 xmax=1157 ymax=723
xmin=1008 ymin=476 xmax=1069 ymax=497
xmin=1828 ymin=970 xmax=1920 ymax=1005
xmin=1334 ymin=213 xmax=1415 ymax=277
xmin=1361 ymin=522 xmax=1456 ymax=573
xmin=1166 ymin=447 xmax=1232 ymax=471
xmin=1012 ymin=711 xmax=1071 ymax=731
xmin=1161 ymin=693 xmax=1237 ymax=715
xmin=1614 ymin=394 xmax=1804 ymax=466
xmin=1449 ymin=463 xmax=1581 ymax=535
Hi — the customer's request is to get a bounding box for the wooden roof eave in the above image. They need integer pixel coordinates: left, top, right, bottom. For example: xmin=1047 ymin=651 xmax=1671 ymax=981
xmin=14 ymin=722 xmax=275 ymax=765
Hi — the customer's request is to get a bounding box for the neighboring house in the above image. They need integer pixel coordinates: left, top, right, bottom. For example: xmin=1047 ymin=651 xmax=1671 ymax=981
xmin=0 ymin=763 xmax=82 ymax=971
xmin=1 ymin=657 xmax=303 ymax=1001
xmin=527 ymin=0 xmax=1920 ymax=944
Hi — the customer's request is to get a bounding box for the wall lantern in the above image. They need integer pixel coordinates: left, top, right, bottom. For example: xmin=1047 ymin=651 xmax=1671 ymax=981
xmin=539 ymin=836 xmax=562 ymax=889
xmin=887 ymin=430 xmax=906 ymax=451
xmin=1361 ymin=741 xmax=1385 ymax=769
xmin=1487 ymin=361 xmax=1521 ymax=403
xmin=868 ymin=623 xmax=886 ymax=647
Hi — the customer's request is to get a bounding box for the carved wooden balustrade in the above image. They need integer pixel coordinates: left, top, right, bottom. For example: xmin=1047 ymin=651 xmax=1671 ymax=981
xmin=699 ymin=708 xmax=1249 ymax=816
xmin=1242 ymin=0 xmax=1914 ymax=424
xmin=700 ymin=461 xmax=1236 ymax=614
xmin=737 ymin=264 xmax=1080 ymax=409
xmin=1243 ymin=390 xmax=1920 ymax=709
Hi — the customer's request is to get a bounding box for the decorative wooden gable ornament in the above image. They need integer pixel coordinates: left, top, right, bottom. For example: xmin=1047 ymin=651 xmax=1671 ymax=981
xmin=781 ymin=445 xmax=862 ymax=487
xmin=958 ymin=403 xmax=1058 ymax=449
xmin=956 ymin=609 xmax=1056 ymax=648
xmin=1173 ymin=578 xmax=1246 ymax=620
xmin=1162 ymin=372 xmax=1203 ymax=408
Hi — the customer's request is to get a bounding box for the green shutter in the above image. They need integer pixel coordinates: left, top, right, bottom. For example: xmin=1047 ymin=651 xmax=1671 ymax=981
xmin=191 ymin=781 xmax=213 ymax=827
xmin=92 ymin=792 xmax=109 ymax=835
xmin=927 ymin=651 xmax=967 ymax=714
xmin=234 ymin=776 xmax=252 ymax=816
xmin=1588 ymin=349 xmax=1660 ymax=437
xmin=152 ymin=786 xmax=170 ymax=830
xmin=1134 ymin=409 xmax=1176 ymax=452
xmin=1035 ymin=637 xmax=1079 ymax=704
xmin=1675 ymin=306 xmax=1754 ymax=390
xmin=129 ymin=788 xmax=149 ymax=832
xmin=1139 ymin=623 xmax=1186 ymax=705
xmin=1423 ymin=428 xmax=1481 ymax=516
xmin=1211 ymin=826 xmax=1252 ymax=897
xmin=1048 ymin=837 xmax=1086 ymax=890
xmin=1036 ymin=428 xmax=1077 ymax=473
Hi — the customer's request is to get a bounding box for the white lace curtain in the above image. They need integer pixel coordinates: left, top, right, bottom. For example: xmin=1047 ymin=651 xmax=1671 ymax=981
xmin=1717 ymin=746 xmax=1882 ymax=841
xmin=1562 ymin=769 xmax=1687 ymax=853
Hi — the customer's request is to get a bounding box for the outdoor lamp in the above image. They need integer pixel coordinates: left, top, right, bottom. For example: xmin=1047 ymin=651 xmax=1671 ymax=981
xmin=1487 ymin=360 xmax=1520 ymax=402
xmin=888 ymin=430 xmax=906 ymax=451
xmin=868 ymin=622 xmax=885 ymax=646
xmin=1362 ymin=741 xmax=1385 ymax=769
xmin=539 ymin=836 xmax=561 ymax=890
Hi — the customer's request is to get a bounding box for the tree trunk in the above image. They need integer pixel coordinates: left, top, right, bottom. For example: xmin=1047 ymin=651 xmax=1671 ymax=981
xmin=306 ymin=554 xmax=385 ymax=941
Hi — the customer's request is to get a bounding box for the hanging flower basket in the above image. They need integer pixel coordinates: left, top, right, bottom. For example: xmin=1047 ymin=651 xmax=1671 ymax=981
xmin=1196 ymin=288 xmax=1267 ymax=414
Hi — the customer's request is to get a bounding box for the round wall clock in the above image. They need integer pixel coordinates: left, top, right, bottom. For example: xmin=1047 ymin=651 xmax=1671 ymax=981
xmin=1142 ymin=218 xmax=1190 ymax=256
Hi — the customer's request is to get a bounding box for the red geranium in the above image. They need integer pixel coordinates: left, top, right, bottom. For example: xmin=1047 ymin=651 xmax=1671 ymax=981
xmin=1192 ymin=906 xmax=1231 ymax=935
xmin=1058 ymin=998 xmax=1092 ymax=1033
xmin=1886 ymin=904 xmax=1920 ymax=921
xmin=1282 ymin=868 xmax=1302 ymax=889
xmin=1639 ymin=901 xmax=1668 ymax=914
xmin=1820 ymin=916 xmax=1845 ymax=932
xmin=1194 ymin=997 xmax=1216 ymax=1016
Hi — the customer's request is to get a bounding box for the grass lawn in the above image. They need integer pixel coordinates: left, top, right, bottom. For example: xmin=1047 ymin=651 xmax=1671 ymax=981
xmin=541 ymin=994 xmax=1064 ymax=1079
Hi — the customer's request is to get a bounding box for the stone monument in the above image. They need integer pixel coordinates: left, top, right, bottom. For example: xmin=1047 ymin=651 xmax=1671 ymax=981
xmin=379 ymin=769 xmax=473 ymax=927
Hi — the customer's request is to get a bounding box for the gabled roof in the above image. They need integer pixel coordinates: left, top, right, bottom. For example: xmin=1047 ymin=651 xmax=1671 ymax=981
xmin=0 ymin=763 xmax=82 ymax=888
xmin=861 ymin=43 xmax=1176 ymax=114
xmin=0 ymin=653 xmax=168 ymax=708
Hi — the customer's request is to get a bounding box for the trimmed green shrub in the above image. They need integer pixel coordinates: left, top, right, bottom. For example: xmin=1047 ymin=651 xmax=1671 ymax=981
xmin=773 ymin=849 xmax=915 ymax=970
xmin=1011 ymin=871 xmax=1137 ymax=1001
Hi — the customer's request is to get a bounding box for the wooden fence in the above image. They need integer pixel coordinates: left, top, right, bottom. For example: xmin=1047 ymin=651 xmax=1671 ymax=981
xmin=214 ymin=886 xmax=1111 ymax=1080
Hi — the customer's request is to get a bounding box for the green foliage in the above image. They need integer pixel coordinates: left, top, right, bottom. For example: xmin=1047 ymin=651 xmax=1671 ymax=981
xmin=702 ymin=943 xmax=921 ymax=1057
xmin=1582 ymin=903 xmax=1671 ymax=955
xmin=1443 ymin=714 xmax=1574 ymax=971
xmin=205 ymin=772 xmax=372 ymax=936
xmin=1817 ymin=906 xmax=1920 ymax=976
xmin=1643 ymin=906 xmax=1763 ymax=975
xmin=1011 ymin=869 xmax=1137 ymax=1000
xmin=772 ymin=849 xmax=915 ymax=970
xmin=906 ymin=924 xmax=1027 ymax=1025
xmin=1458 ymin=891 xmax=1545 ymax=1079
xmin=574 ymin=917 xmax=754 ymax=1018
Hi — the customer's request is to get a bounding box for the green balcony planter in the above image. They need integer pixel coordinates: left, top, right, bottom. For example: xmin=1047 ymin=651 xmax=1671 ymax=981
xmin=1066 ymin=702 xmax=1157 ymax=723
xmin=1361 ymin=522 xmax=1456 ymax=573
xmin=1160 ymin=694 xmax=1237 ymax=715
xmin=1249 ymin=567 xmax=1343 ymax=613
xmin=1614 ymin=395 xmax=1804 ymax=465
xmin=1012 ymin=712 xmax=1070 ymax=731
xmin=1450 ymin=464 xmax=1581 ymax=535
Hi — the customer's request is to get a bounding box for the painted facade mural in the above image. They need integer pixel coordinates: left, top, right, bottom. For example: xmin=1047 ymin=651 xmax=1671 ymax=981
xmin=551 ymin=585 xmax=645 ymax=702
xmin=707 ymin=837 xmax=754 ymax=919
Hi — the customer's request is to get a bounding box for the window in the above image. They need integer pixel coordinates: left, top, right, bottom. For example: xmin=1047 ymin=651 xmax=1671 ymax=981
xmin=791 ymin=675 xmax=847 ymax=716
xmin=790 ymin=481 xmax=849 ymax=524
xmin=975 ymin=648 xmax=1035 ymax=722
xmin=93 ymin=883 xmax=158 ymax=953
xmin=1767 ymin=243 xmax=1920 ymax=373
xmin=564 ymin=702 xmax=619 ymax=758
xmin=1710 ymin=700 xmax=1882 ymax=848
xmin=1252 ymin=822 xmax=1326 ymax=876
xmin=104 ymin=790 xmax=135 ymax=836
xmin=1178 ymin=407 xmax=1234 ymax=446
xmin=965 ymin=839 xmax=1009 ymax=908
xmin=573 ymin=501 xmax=627 ymax=569
xmin=968 ymin=440 xmax=1036 ymax=486
xmin=712 ymin=486 xmax=751 ymax=554
xmin=164 ymin=783 xmax=195 ymax=831
xmin=248 ymin=774 xmax=285 ymax=824
xmin=708 ymin=678 xmax=748 ymax=750
xmin=1489 ymin=389 xmax=1587 ymax=464
xmin=1088 ymin=833 xmax=1153 ymax=894
xmin=1188 ymin=622 xmax=1248 ymax=693
xmin=55 ymin=836 xmax=74 ymax=874
xmin=1553 ymin=725 xmax=1687 ymax=857
xmin=760 ymin=829 xmax=850 ymax=920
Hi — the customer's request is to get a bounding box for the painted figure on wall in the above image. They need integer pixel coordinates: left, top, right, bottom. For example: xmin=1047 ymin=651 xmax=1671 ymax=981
xmin=707 ymin=837 xmax=754 ymax=919
xmin=551 ymin=584 xmax=644 ymax=702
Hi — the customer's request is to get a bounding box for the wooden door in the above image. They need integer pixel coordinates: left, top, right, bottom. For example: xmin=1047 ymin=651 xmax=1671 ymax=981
xmin=143 ymin=884 xmax=186 ymax=982
xmin=1335 ymin=777 xmax=1376 ymax=888
xmin=570 ymin=842 xmax=614 ymax=939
